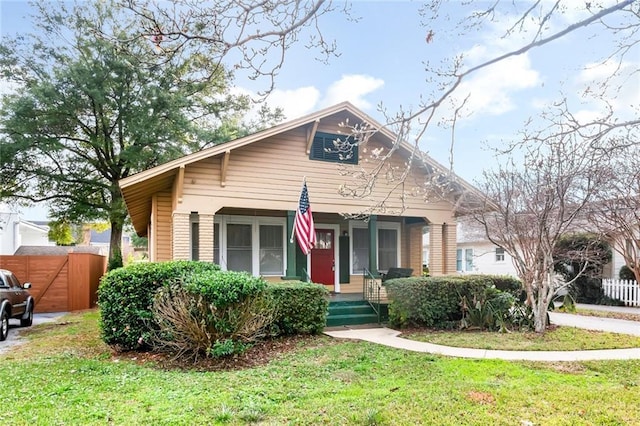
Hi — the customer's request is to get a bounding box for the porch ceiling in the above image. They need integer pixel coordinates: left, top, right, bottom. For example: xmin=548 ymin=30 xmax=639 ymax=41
xmin=120 ymin=170 xmax=175 ymax=237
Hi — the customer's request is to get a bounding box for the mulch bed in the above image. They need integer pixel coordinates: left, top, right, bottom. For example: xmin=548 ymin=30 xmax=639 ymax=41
xmin=116 ymin=334 xmax=335 ymax=372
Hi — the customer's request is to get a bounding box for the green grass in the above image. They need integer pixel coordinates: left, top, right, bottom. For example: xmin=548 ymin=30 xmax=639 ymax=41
xmin=404 ymin=327 xmax=640 ymax=351
xmin=575 ymin=307 xmax=640 ymax=322
xmin=1 ymin=310 xmax=640 ymax=425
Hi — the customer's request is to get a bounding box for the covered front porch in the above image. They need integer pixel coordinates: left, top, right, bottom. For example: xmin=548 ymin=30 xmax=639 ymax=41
xmin=169 ymin=207 xmax=457 ymax=293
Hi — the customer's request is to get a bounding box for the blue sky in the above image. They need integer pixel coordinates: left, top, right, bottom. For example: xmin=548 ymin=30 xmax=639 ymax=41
xmin=1 ymin=0 xmax=638 ymax=220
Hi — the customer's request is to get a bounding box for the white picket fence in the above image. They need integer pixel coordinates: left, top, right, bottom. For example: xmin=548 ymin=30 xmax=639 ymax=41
xmin=602 ymin=279 xmax=640 ymax=307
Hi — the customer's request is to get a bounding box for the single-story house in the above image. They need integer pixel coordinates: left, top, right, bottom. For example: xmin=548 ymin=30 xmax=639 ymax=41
xmin=119 ymin=102 xmax=483 ymax=293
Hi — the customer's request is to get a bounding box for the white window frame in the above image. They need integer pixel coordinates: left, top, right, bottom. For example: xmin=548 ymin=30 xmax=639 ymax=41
xmin=465 ymin=248 xmax=474 ymax=272
xmin=215 ymin=215 xmax=287 ymax=277
xmin=348 ymin=221 xmax=401 ymax=275
xmin=495 ymin=247 xmax=505 ymax=262
xmin=190 ymin=213 xmax=200 ymax=261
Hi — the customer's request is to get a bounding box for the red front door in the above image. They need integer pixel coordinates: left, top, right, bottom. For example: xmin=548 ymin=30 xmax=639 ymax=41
xmin=311 ymin=229 xmax=335 ymax=285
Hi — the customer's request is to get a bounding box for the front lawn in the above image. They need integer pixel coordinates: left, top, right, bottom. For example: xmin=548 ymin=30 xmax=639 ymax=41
xmin=1 ymin=310 xmax=640 ymax=425
xmin=403 ymin=326 xmax=640 ymax=351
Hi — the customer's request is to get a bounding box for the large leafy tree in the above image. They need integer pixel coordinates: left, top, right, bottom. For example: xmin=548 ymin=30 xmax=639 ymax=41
xmin=0 ymin=1 xmax=255 ymax=268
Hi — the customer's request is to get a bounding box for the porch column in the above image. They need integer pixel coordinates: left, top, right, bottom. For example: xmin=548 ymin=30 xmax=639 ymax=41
xmin=429 ymin=223 xmax=443 ymax=275
xmin=199 ymin=213 xmax=214 ymax=263
xmin=368 ymin=215 xmax=378 ymax=275
xmin=442 ymin=222 xmax=457 ymax=274
xmin=172 ymin=211 xmax=190 ymax=260
xmin=283 ymin=210 xmax=299 ymax=279
xmin=429 ymin=223 xmax=456 ymax=275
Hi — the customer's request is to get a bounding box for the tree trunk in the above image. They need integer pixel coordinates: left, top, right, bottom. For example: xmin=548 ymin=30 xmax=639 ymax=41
xmin=109 ymin=221 xmax=124 ymax=270
xmin=107 ymin=189 xmax=127 ymax=270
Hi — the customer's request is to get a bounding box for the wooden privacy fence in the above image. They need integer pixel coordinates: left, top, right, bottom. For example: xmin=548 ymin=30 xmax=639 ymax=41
xmin=602 ymin=279 xmax=640 ymax=307
xmin=0 ymin=253 xmax=106 ymax=313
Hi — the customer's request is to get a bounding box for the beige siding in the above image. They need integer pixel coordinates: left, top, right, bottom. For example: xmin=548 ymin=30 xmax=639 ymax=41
xmin=406 ymin=224 xmax=423 ymax=275
xmin=178 ymin=127 xmax=455 ymax=222
xmin=155 ymin=191 xmax=173 ymax=261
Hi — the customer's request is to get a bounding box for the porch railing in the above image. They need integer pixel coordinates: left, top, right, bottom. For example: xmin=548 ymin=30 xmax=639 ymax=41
xmin=301 ymin=267 xmax=310 ymax=283
xmin=363 ymin=268 xmax=382 ymax=323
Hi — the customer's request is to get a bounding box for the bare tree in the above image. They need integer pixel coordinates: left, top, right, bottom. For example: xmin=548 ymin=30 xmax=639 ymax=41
xmin=590 ymin=146 xmax=640 ymax=282
xmin=337 ymin=0 xmax=638 ymax=201
xmin=118 ymin=0 xmax=344 ymax=95
xmin=468 ymin=135 xmax=613 ymax=332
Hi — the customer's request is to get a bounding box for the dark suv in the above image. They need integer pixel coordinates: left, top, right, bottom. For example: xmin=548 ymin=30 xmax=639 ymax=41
xmin=0 ymin=269 xmax=35 ymax=341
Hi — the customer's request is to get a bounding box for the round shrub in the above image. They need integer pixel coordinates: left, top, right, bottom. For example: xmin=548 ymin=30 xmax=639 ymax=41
xmin=98 ymin=260 xmax=220 ymax=350
xmin=620 ymin=265 xmax=636 ymax=281
xmin=266 ymin=281 xmax=329 ymax=335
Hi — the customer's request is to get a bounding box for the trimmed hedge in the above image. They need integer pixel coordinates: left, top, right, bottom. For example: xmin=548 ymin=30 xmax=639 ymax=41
xmin=463 ymin=274 xmax=524 ymax=299
xmin=98 ymin=261 xmax=221 ymax=350
xmin=267 ymin=281 xmax=329 ymax=335
xmin=386 ymin=275 xmax=512 ymax=328
xmin=185 ymin=270 xmax=267 ymax=307
xmin=99 ymin=262 xmax=330 ymax=351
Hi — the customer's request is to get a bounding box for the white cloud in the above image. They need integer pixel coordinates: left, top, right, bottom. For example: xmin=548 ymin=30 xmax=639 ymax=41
xmin=230 ymin=85 xmax=320 ymax=123
xmin=571 ymin=59 xmax=640 ymax=122
xmin=236 ymin=74 xmax=384 ymax=122
xmin=320 ymin=74 xmax=384 ymax=109
xmin=452 ymin=54 xmax=541 ymax=117
xmin=268 ymin=86 xmax=321 ymax=119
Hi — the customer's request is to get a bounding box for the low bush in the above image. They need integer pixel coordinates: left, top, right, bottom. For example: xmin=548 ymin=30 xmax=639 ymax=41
xmin=150 ymin=271 xmax=274 ymax=359
xmin=386 ymin=275 xmax=494 ymax=328
xmin=267 ymin=281 xmax=329 ymax=335
xmin=98 ymin=261 xmax=221 ymax=350
xmin=619 ymin=265 xmax=636 ymax=281
xmin=460 ymin=287 xmax=518 ymax=331
xmin=386 ymin=275 xmax=532 ymax=330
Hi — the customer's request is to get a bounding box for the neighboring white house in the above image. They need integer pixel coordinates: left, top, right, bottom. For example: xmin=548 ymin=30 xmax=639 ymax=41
xmin=603 ymin=238 xmax=637 ymax=280
xmin=0 ymin=205 xmax=54 ymax=255
xmin=421 ymin=216 xmax=518 ymax=276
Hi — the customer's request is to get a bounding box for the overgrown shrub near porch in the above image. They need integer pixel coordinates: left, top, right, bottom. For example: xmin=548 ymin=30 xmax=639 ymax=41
xmin=386 ymin=275 xmax=523 ymax=329
xmin=98 ymin=261 xmax=221 ymax=350
xmin=266 ymin=281 xmax=329 ymax=335
xmin=150 ymin=270 xmax=272 ymax=359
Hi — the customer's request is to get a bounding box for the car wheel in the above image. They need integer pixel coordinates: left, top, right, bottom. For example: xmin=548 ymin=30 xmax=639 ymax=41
xmin=20 ymin=304 xmax=33 ymax=327
xmin=0 ymin=310 xmax=8 ymax=341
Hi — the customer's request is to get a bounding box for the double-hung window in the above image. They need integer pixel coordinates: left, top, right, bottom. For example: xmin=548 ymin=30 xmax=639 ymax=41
xmin=226 ymin=223 xmax=253 ymax=273
xmin=465 ymin=248 xmax=473 ymax=271
xmin=495 ymin=247 xmax=505 ymax=262
xmin=259 ymin=224 xmax=284 ymax=275
xmin=213 ymin=216 xmax=286 ymax=277
xmin=349 ymin=221 xmax=401 ymax=274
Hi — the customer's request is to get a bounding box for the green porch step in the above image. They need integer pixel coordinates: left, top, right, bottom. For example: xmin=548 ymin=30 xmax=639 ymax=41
xmin=326 ymin=299 xmax=385 ymax=327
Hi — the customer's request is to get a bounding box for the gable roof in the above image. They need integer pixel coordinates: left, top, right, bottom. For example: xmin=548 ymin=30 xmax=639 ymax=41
xmin=120 ymin=101 xmax=486 ymax=235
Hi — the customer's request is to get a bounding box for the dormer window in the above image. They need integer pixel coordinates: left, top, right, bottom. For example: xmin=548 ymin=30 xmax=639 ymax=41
xmin=309 ymin=132 xmax=358 ymax=165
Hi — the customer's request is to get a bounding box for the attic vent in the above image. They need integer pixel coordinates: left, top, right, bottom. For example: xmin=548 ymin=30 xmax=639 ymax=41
xmin=309 ymin=132 xmax=358 ymax=165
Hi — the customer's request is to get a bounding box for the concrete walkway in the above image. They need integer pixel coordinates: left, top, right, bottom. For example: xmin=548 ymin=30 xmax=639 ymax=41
xmin=325 ymin=306 xmax=640 ymax=361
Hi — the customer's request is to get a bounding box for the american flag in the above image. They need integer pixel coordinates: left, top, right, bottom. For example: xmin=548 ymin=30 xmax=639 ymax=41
xmin=293 ymin=181 xmax=316 ymax=255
